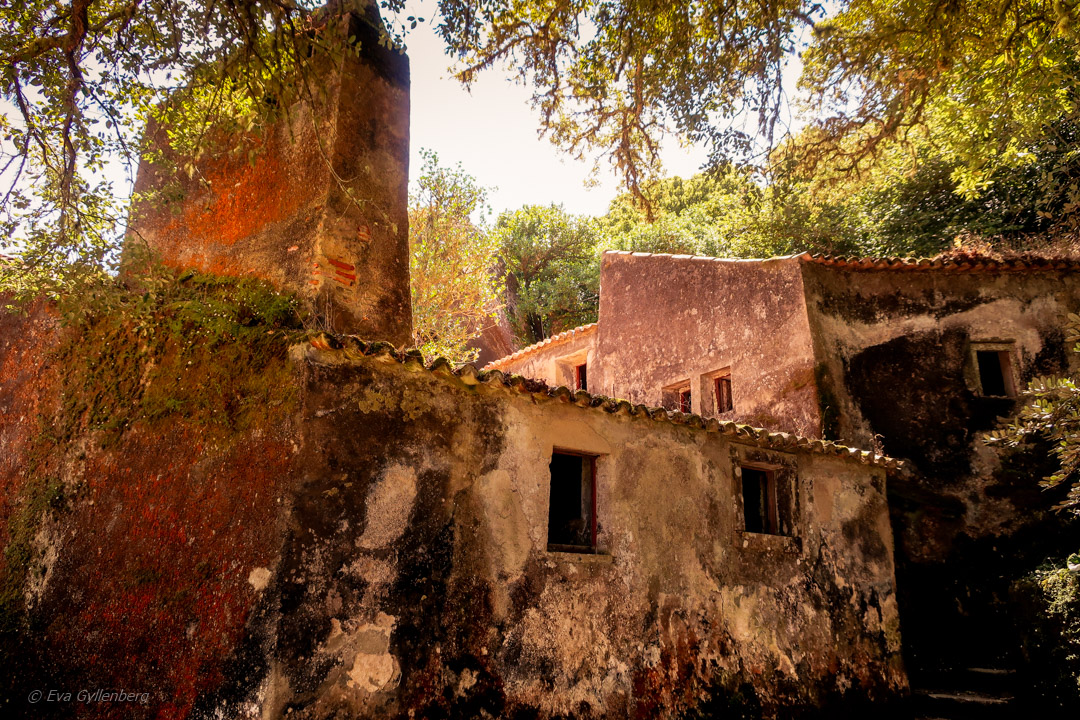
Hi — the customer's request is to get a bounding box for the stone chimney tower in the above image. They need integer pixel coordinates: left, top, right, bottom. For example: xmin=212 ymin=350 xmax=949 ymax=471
xmin=126 ymin=2 xmax=411 ymax=345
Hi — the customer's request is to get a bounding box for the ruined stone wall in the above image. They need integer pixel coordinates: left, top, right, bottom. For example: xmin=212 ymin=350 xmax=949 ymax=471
xmin=593 ymin=252 xmax=822 ymax=436
xmin=0 ymin=307 xmax=905 ymax=718
xmin=800 ymin=259 xmax=1080 ymax=671
xmin=126 ymin=9 xmax=412 ymax=344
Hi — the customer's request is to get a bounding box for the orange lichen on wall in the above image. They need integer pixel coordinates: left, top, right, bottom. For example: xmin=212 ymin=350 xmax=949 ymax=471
xmin=44 ymin=423 xmax=293 ymax=718
xmin=159 ymin=134 xmax=321 ymax=252
xmin=0 ymin=303 xmax=58 ymax=556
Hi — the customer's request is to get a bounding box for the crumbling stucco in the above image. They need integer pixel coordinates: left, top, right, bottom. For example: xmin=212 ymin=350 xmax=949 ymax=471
xmin=0 ymin=306 xmax=906 ymax=717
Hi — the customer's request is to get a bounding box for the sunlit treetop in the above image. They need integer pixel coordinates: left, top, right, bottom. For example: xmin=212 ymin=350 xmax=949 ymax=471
xmin=3 ymin=0 xmax=1080 ymax=297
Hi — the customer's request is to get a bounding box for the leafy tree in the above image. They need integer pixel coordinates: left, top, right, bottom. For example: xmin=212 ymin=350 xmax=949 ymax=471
xmin=437 ymin=1 xmax=1080 ymax=209
xmin=494 ymin=205 xmax=599 ymax=345
xmin=0 ymin=0 xmax=411 ymax=299
xmin=986 ymin=314 xmax=1080 ymax=514
xmin=600 ymin=169 xmax=866 ymax=259
xmin=409 ymin=149 xmax=501 ymax=363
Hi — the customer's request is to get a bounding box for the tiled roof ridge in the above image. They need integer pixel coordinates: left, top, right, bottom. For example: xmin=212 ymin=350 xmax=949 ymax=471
xmin=302 ymin=333 xmax=902 ymax=470
xmin=482 ymin=322 xmax=598 ymax=371
xmin=800 ymin=252 xmax=1080 ymax=272
xmin=602 ymin=249 xmax=803 ymax=264
xmin=601 ymin=248 xmax=1080 ymax=272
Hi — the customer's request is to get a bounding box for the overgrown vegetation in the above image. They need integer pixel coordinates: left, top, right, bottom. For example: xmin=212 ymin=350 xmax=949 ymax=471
xmin=50 ymin=257 xmax=304 ymax=443
xmin=0 ymin=257 xmax=304 ymax=632
xmin=1011 ymin=558 xmax=1080 ymax=708
xmin=986 ymin=314 xmax=1080 ymax=514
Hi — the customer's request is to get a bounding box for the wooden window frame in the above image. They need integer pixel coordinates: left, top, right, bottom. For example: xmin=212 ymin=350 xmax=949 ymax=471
xmin=662 ymin=379 xmax=693 ymax=413
xmin=730 ymin=444 xmax=800 ymax=546
xmin=574 ymin=362 xmax=588 ymax=392
xmin=700 ymin=367 xmax=734 ymax=416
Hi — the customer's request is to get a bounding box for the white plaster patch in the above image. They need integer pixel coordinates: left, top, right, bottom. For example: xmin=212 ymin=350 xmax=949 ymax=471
xmin=346 ymin=613 xmax=400 ymax=694
xmin=348 ymin=651 xmax=400 ymax=693
xmin=26 ymin=519 xmax=61 ymax=608
xmin=248 ymin=567 xmax=272 ymax=592
xmin=357 ymin=464 xmax=417 ymax=549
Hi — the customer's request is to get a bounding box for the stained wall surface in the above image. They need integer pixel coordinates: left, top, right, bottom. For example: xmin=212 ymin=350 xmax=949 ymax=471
xmin=593 ymin=252 xmax=823 ymax=436
xmin=125 ymin=9 xmax=412 ymax=344
xmin=0 ymin=309 xmax=906 ymax=719
xmin=800 ymin=258 xmax=1080 ymax=669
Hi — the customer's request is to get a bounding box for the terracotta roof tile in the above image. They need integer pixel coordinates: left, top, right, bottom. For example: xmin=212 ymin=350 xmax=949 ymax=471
xmin=300 ymin=333 xmax=903 ymax=470
xmin=483 ymin=323 xmax=598 ymax=372
xmin=602 ymin=248 xmax=1080 ymax=273
xmin=602 ymin=250 xmax=801 ymax=264
xmin=798 ymin=252 xmax=1080 ymax=272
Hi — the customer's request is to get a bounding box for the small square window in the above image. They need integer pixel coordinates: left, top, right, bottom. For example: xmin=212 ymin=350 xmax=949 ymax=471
xmin=575 ymin=363 xmax=588 ymax=392
xmin=970 ymin=342 xmax=1016 ymax=397
xmin=738 ymin=464 xmax=795 ymax=537
xmin=662 ymin=380 xmax=693 ymax=413
xmin=547 ymin=451 xmax=597 ymax=553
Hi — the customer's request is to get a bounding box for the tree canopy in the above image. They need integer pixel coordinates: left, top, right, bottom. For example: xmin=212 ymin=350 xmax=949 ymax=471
xmin=494 ymin=204 xmax=599 ymax=345
xmin=408 ymin=149 xmax=501 ymax=363
xmin=438 ymin=0 xmax=1080 ymax=208
xmin=3 ymin=0 xmax=1080 ymax=296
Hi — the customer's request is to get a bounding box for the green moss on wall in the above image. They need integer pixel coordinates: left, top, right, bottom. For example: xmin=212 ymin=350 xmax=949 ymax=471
xmin=1 ymin=260 xmax=305 ymax=634
xmin=50 ymin=262 xmax=305 ymax=444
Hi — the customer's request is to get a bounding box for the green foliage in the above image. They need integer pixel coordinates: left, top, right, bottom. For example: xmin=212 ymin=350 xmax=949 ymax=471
xmin=600 ymin=169 xmax=868 ymax=259
xmin=986 ymin=314 xmax=1080 ymax=514
xmin=51 ymin=255 xmax=304 ymax=444
xmin=0 ymin=0 xmax=409 ymax=300
xmin=409 ymin=149 xmax=502 ymax=363
xmin=494 ymin=205 xmax=599 ymax=345
xmin=0 ymin=474 xmax=65 ymax=632
xmin=1011 ymin=558 xmax=1080 ymax=708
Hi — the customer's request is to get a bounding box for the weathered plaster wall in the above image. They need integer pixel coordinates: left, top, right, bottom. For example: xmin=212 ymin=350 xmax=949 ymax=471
xmin=0 ymin=311 xmax=906 ymax=718
xmin=802 ymin=262 xmax=1080 ymax=532
xmin=126 ymin=8 xmax=412 ymax=344
xmin=488 ymin=324 xmax=597 ymax=388
xmin=800 ymin=260 xmax=1080 ymax=670
xmin=594 ymin=252 xmax=822 ymax=436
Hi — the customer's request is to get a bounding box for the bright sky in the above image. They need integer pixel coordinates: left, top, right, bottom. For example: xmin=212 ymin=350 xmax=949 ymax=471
xmin=403 ymin=11 xmax=712 ymax=219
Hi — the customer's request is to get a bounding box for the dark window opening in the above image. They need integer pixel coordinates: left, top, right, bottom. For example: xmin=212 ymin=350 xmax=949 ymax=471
xmin=742 ymin=467 xmax=780 ymax=535
xmin=975 ymin=350 xmax=1012 ymax=397
xmin=547 ymin=452 xmax=596 ymax=552
xmin=678 ymin=388 xmax=692 ymax=413
xmin=715 ymin=375 xmax=734 ymax=413
xmin=575 ymin=363 xmax=588 ymax=391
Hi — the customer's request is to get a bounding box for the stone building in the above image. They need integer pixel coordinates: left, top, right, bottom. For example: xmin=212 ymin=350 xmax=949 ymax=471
xmin=0 ymin=4 xmax=916 ymax=718
xmin=489 ymin=248 xmax=1080 ymax=674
